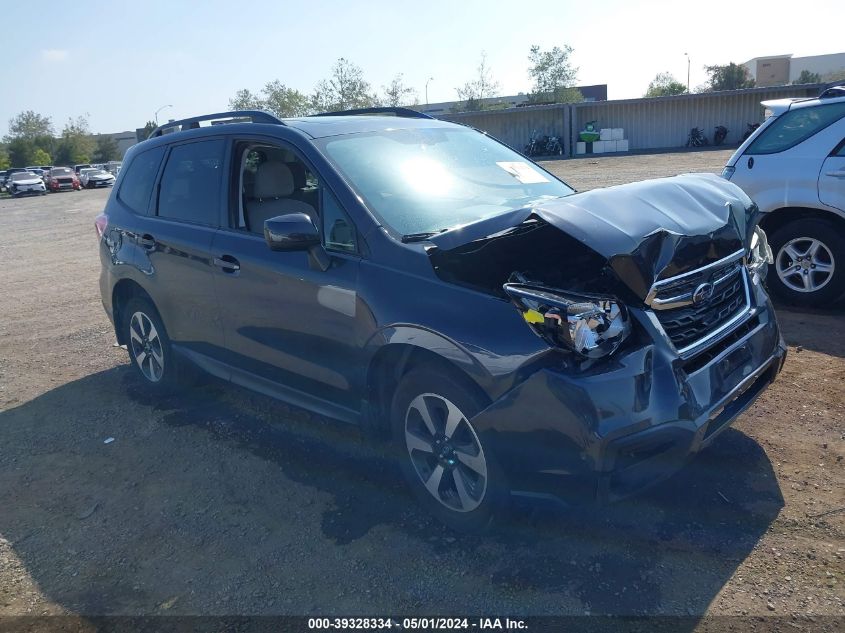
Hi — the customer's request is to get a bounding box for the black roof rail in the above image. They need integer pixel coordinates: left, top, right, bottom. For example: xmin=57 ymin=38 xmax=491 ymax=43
xmin=315 ymin=106 xmax=434 ymax=119
xmin=819 ymin=85 xmax=845 ymax=99
xmin=148 ymin=110 xmax=284 ymax=139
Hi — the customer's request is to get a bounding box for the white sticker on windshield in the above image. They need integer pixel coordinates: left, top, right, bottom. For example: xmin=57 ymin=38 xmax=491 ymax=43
xmin=496 ymin=161 xmax=550 ymax=184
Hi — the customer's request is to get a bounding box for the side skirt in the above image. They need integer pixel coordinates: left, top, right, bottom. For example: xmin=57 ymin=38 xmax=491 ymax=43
xmin=173 ymin=345 xmax=362 ymax=426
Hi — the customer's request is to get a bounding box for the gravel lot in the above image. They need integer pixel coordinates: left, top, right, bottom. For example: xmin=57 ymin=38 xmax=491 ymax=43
xmin=0 ymin=150 xmax=843 ymax=624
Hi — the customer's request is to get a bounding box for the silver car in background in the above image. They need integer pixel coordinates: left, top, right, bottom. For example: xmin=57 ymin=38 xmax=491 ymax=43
xmin=79 ymin=168 xmax=116 ymax=189
xmin=7 ymin=171 xmax=47 ymax=197
xmin=722 ymin=86 xmax=845 ymax=306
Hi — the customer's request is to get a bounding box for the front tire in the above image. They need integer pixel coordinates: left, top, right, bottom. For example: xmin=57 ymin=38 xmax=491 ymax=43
xmin=767 ymin=219 xmax=845 ymax=306
xmin=390 ymin=365 xmax=507 ymax=532
xmin=122 ymin=297 xmax=189 ymax=391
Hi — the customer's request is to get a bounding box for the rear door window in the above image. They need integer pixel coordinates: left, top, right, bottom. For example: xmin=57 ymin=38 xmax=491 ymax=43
xmin=746 ymin=103 xmax=845 ymax=155
xmin=157 ymin=139 xmax=225 ymax=226
xmin=118 ymin=146 xmax=166 ymax=214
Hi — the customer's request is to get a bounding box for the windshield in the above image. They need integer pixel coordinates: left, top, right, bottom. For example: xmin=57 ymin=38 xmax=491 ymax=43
xmin=51 ymin=168 xmax=73 ymax=175
xmin=320 ymin=127 xmax=574 ymax=236
xmin=11 ymin=172 xmax=35 ymax=181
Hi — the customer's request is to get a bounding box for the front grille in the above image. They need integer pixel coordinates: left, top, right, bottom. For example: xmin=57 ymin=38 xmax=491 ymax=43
xmin=648 ymin=252 xmax=750 ymax=353
xmin=56 ymin=177 xmax=72 ymax=184
xmin=651 ymin=260 xmax=739 ymax=305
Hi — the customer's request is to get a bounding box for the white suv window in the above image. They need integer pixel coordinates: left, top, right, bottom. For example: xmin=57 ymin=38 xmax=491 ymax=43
xmin=747 ymin=102 xmax=845 ymax=155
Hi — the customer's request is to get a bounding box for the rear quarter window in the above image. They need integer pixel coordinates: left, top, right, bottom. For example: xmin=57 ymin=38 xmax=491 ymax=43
xmin=118 ymin=146 xmax=166 ymax=214
xmin=156 ymin=139 xmax=225 ymax=226
xmin=747 ymin=102 xmax=845 ymax=155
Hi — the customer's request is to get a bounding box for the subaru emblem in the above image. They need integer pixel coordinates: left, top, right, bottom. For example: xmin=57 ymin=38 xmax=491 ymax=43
xmin=692 ymin=282 xmax=714 ymax=304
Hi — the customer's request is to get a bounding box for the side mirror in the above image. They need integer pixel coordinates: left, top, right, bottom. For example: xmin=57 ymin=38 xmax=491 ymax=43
xmin=264 ymin=213 xmax=320 ymax=251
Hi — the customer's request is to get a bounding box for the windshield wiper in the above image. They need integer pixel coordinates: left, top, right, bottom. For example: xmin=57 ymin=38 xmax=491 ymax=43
xmin=401 ymin=228 xmax=449 ymax=243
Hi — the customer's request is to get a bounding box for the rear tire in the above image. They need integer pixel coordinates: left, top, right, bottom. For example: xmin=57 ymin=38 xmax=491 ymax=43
xmin=390 ymin=364 xmax=507 ymax=533
xmin=122 ymin=296 xmax=192 ymax=392
xmin=767 ymin=219 xmax=845 ymax=307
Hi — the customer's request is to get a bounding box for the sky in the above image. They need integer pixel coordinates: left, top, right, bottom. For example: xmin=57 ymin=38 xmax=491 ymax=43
xmin=1 ymin=0 xmax=843 ymax=137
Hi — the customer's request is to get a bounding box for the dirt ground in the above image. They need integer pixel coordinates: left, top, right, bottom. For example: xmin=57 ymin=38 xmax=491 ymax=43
xmin=0 ymin=150 xmax=842 ymax=625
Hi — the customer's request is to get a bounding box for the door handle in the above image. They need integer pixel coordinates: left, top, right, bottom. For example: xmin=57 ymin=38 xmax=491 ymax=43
xmin=137 ymin=234 xmax=156 ymax=249
xmin=213 ymin=255 xmax=241 ymax=273
xmin=825 ymin=170 xmax=845 ymax=178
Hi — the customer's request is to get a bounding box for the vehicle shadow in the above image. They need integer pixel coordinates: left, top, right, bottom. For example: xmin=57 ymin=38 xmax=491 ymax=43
xmin=774 ymin=303 xmax=845 ymax=358
xmin=0 ymin=366 xmax=783 ymax=622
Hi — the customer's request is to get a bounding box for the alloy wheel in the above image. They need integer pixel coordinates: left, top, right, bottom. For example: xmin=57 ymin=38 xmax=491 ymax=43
xmin=404 ymin=393 xmax=488 ymax=513
xmin=775 ymin=237 xmax=835 ymax=293
xmin=129 ymin=311 xmax=165 ymax=382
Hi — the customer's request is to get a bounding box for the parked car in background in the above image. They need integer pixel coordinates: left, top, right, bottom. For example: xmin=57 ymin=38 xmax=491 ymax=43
xmin=98 ymin=109 xmax=785 ymax=531
xmin=45 ymin=167 xmax=81 ymax=192
xmin=7 ymin=171 xmax=47 ymax=197
xmin=74 ymin=163 xmax=93 ymax=175
xmin=2 ymin=167 xmax=29 ymax=190
xmin=0 ymin=171 xmax=6 ymax=191
xmin=723 ymin=86 xmax=845 ymax=306
xmin=105 ymin=160 xmax=122 ymax=175
xmin=80 ymin=167 xmax=116 ymax=188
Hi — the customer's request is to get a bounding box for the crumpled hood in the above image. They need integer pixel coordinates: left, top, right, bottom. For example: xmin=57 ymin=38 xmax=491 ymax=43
xmin=529 ymin=173 xmax=755 ymax=298
xmin=427 ymin=173 xmax=757 ymax=302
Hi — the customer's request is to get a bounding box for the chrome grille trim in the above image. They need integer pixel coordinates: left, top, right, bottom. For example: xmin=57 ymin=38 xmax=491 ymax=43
xmin=672 ymin=271 xmax=751 ymax=356
xmin=645 ymin=249 xmax=753 ymax=358
xmin=645 ymin=249 xmax=746 ymax=310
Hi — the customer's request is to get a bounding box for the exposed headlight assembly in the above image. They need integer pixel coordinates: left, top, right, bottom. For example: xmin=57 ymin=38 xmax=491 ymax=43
xmin=503 ymin=284 xmax=630 ymax=358
xmin=747 ymin=225 xmax=773 ymax=284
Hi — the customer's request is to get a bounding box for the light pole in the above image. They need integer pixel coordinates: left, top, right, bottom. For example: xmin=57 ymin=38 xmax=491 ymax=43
xmin=684 ymin=53 xmax=691 ymax=93
xmin=154 ymin=104 xmax=173 ymax=125
xmin=425 ymin=77 xmax=434 ymax=105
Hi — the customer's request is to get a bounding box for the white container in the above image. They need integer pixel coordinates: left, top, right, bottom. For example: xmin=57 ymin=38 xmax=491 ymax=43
xmin=617 ymin=139 xmax=629 ymax=152
xmin=611 ymin=128 xmax=624 ymax=141
xmin=592 ymin=140 xmax=605 ymax=153
xmin=576 ymin=141 xmax=586 ymax=155
xmin=599 ymin=128 xmax=612 ymax=141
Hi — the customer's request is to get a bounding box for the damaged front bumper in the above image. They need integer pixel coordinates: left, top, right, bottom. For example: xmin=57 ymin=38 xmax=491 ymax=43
xmin=470 ymin=278 xmax=786 ymax=508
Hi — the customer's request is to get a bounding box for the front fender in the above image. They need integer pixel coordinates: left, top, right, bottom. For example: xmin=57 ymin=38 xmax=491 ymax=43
xmin=363 ymin=325 xmax=496 ymax=396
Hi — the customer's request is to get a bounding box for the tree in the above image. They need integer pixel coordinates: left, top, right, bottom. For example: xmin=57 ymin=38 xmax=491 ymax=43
xmin=54 ymin=116 xmax=94 ymax=166
xmin=793 ymin=70 xmax=822 ymax=85
xmin=311 ymin=58 xmax=379 ymax=112
xmin=0 ymin=145 xmax=9 ymax=170
xmin=229 ymin=88 xmax=264 ymax=111
xmin=382 ymin=74 xmax=418 ymax=107
xmin=704 ymin=63 xmax=755 ymax=91
xmin=229 ymin=81 xmax=311 ymax=117
xmin=6 ymin=138 xmax=38 ymax=167
xmin=92 ymin=135 xmax=120 ymax=162
xmin=138 ymin=120 xmax=157 ymax=141
xmin=823 ymin=69 xmax=845 ymax=82
xmin=645 ymin=72 xmax=688 ymax=97
xmin=6 ymin=110 xmax=53 ymax=140
xmin=32 ymin=148 xmax=51 ymax=165
xmin=455 ymin=52 xmax=500 ymax=111
xmin=527 ymin=44 xmax=580 ymax=103
xmin=4 ymin=111 xmax=55 ymax=165
xmin=261 ymin=80 xmax=311 ymax=117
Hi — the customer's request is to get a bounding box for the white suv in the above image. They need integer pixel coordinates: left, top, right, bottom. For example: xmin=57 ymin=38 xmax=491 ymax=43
xmin=722 ymin=86 xmax=845 ymax=306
